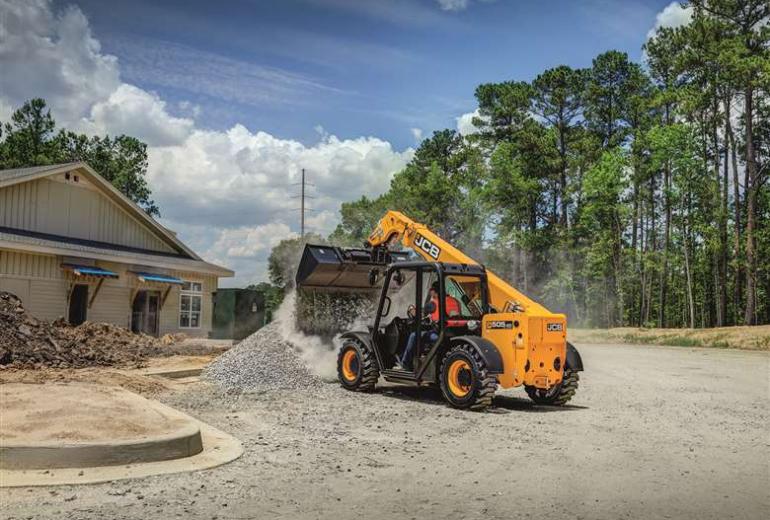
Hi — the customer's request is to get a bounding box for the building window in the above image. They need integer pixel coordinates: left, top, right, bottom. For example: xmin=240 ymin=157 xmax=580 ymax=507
xmin=180 ymin=281 xmax=202 ymax=328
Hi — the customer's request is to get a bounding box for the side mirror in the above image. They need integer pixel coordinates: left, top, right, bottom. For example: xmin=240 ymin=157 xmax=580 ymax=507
xmin=381 ymin=296 xmax=392 ymax=317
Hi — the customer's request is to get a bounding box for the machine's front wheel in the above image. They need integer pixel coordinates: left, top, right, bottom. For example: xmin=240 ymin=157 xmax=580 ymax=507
xmin=525 ymin=369 xmax=579 ymax=406
xmin=439 ymin=344 xmax=497 ymax=411
xmin=337 ymin=338 xmax=379 ymax=391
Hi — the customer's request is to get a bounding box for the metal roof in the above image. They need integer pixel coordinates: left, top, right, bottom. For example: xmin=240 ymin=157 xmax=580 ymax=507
xmin=131 ymin=271 xmax=184 ymax=285
xmin=61 ymin=264 xmax=120 ymax=278
xmin=0 ymin=229 xmax=233 ymax=277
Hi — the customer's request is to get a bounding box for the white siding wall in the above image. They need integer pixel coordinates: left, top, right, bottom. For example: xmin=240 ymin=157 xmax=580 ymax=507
xmin=0 ymin=176 xmax=176 ymax=254
xmin=158 ymin=273 xmax=216 ymax=338
xmin=0 ymin=277 xmax=30 ymax=305
xmin=27 ymin=279 xmax=68 ymax=319
xmin=88 ymin=285 xmax=132 ymax=328
xmin=0 ymin=249 xmax=217 ymax=336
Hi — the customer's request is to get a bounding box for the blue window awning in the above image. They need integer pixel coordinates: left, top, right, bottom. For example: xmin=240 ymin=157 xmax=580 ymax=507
xmin=131 ymin=271 xmax=184 ymax=285
xmin=62 ymin=264 xmax=119 ymax=278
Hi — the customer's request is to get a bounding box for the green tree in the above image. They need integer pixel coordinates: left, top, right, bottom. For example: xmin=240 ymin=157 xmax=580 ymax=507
xmin=580 ymin=148 xmax=631 ymax=326
xmin=268 ymin=233 xmax=327 ymax=290
xmin=585 ymin=51 xmax=639 ymax=148
xmin=328 ymin=195 xmax=389 ymax=246
xmin=532 ymin=65 xmax=587 ymax=227
xmin=0 ymin=98 xmax=59 ymax=167
xmin=246 ymin=281 xmax=284 ymax=323
xmin=0 ymin=99 xmax=159 ymax=216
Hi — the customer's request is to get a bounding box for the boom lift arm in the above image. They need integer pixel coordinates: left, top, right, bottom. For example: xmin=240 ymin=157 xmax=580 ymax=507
xmin=367 ymin=210 xmax=553 ymax=316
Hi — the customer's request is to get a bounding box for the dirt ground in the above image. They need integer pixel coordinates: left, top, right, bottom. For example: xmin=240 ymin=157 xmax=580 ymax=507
xmin=1 ymin=343 xmax=768 ymax=520
xmin=0 ymin=383 xmax=188 ymax=443
xmin=0 ymin=355 xmax=218 ymax=395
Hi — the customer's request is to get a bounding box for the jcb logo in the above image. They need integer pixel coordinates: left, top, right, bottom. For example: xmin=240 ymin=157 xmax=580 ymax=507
xmin=547 ymin=323 xmax=563 ymax=332
xmin=414 ymin=233 xmax=441 ymax=260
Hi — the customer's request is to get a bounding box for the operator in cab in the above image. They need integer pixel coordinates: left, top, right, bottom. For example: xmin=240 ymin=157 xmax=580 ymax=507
xmin=398 ymin=281 xmax=460 ymax=370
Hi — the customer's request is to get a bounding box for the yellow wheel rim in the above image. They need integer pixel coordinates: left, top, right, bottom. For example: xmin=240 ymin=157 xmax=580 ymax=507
xmin=341 ymin=348 xmax=359 ymax=381
xmin=447 ymin=359 xmax=472 ymax=397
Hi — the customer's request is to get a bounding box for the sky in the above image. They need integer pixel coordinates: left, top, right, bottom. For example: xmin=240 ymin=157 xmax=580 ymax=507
xmin=0 ymin=0 xmax=692 ymax=286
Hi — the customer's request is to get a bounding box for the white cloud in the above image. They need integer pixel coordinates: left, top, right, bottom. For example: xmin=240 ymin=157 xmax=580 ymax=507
xmin=209 ymin=223 xmax=297 ymax=259
xmin=77 ymin=84 xmax=195 ymax=146
xmin=437 ymin=0 xmax=470 ymax=11
xmin=177 ymin=101 xmax=201 ymax=119
xmin=0 ymin=0 xmax=414 ymax=286
xmin=410 ymin=127 xmax=424 ymax=142
xmin=0 ymin=0 xmax=120 ymax=124
xmin=456 ymin=109 xmax=481 ymax=135
xmin=146 ymin=127 xmax=412 ymax=285
xmin=646 ymin=2 xmax=692 ymax=40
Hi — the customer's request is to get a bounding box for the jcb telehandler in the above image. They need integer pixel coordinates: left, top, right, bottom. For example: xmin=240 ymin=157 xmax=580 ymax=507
xmin=296 ymin=211 xmax=583 ymax=410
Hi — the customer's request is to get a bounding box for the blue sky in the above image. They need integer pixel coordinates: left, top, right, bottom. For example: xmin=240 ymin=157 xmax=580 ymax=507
xmin=4 ymin=0 xmax=684 ymax=285
xmin=56 ymin=0 xmax=673 ymax=149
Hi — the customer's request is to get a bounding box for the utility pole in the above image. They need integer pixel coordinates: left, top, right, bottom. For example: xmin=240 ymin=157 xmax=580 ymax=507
xmin=292 ymin=168 xmax=313 ymax=238
xmin=300 ymin=168 xmax=305 ymax=239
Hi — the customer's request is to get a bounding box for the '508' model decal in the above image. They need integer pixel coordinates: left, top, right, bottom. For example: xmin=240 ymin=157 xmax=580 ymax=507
xmin=414 ymin=233 xmax=441 ymax=260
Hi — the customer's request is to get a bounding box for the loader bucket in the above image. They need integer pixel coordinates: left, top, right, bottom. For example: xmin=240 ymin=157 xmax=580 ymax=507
xmin=295 ymin=244 xmax=407 ymax=292
xmin=295 ymin=244 xmax=410 ymax=336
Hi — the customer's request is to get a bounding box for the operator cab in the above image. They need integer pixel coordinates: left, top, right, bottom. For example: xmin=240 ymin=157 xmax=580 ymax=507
xmin=372 ymin=261 xmax=489 ymax=377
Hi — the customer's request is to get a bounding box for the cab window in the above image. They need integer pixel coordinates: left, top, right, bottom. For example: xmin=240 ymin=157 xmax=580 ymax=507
xmin=445 ymin=276 xmax=484 ymax=318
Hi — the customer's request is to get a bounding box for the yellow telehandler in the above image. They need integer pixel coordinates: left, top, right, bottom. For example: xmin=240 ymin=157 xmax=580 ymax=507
xmin=296 ymin=210 xmax=583 ymax=410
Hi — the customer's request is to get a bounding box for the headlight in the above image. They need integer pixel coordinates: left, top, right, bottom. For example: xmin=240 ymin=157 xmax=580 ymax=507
xmin=467 ymin=320 xmax=479 ymax=331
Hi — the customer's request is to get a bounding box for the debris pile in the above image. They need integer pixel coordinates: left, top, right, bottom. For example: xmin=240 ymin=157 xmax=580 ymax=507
xmin=204 ymin=321 xmax=323 ymax=392
xmin=0 ymin=291 xmax=176 ymax=368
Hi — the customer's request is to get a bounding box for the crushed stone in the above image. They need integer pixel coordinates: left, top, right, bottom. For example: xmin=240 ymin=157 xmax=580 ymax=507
xmin=203 ymin=322 xmax=324 ymax=392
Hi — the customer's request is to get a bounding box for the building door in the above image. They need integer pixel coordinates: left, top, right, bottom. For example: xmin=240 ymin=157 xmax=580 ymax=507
xmin=68 ymin=284 xmax=88 ymax=325
xmin=131 ymin=290 xmax=160 ymax=336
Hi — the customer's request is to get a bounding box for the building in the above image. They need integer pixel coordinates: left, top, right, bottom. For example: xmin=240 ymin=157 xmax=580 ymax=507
xmin=0 ymin=162 xmax=233 ymax=337
xmin=211 ymin=288 xmax=266 ymax=340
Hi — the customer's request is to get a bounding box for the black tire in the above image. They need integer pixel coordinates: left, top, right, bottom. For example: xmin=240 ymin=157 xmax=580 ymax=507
xmin=337 ymin=338 xmax=379 ymax=392
xmin=525 ymin=369 xmax=579 ymax=406
xmin=439 ymin=343 xmax=498 ymax=411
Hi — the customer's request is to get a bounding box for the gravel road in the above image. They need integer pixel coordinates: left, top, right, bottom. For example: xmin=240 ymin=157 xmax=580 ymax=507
xmin=2 ymin=343 xmax=768 ymax=520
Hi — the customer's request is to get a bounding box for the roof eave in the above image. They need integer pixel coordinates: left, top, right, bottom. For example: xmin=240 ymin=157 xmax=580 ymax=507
xmin=0 ymin=238 xmax=233 ymax=277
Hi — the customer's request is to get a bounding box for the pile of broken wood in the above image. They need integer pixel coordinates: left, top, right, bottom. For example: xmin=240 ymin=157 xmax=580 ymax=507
xmin=0 ymin=291 xmax=181 ymax=369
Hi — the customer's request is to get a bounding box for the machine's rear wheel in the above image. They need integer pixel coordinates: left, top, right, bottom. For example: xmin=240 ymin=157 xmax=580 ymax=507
xmin=439 ymin=344 xmax=497 ymax=411
xmin=337 ymin=338 xmax=379 ymax=391
xmin=525 ymin=369 xmax=579 ymax=406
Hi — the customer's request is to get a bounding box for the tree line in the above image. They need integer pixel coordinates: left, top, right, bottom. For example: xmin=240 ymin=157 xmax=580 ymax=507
xmin=0 ymin=98 xmax=158 ymax=215
xmin=328 ymin=0 xmax=770 ymax=328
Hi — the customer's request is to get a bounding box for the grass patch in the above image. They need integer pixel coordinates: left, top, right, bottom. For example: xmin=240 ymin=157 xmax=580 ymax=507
xmin=569 ymin=325 xmax=770 ymax=351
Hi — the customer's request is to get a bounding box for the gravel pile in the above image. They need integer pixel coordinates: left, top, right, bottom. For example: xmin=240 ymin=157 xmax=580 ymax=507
xmin=203 ymin=321 xmax=323 ymax=392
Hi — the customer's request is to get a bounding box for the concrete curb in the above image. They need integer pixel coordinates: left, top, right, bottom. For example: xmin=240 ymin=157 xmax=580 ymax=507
xmin=0 ymin=405 xmax=203 ymax=470
xmin=0 ymin=412 xmax=243 ymax=487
